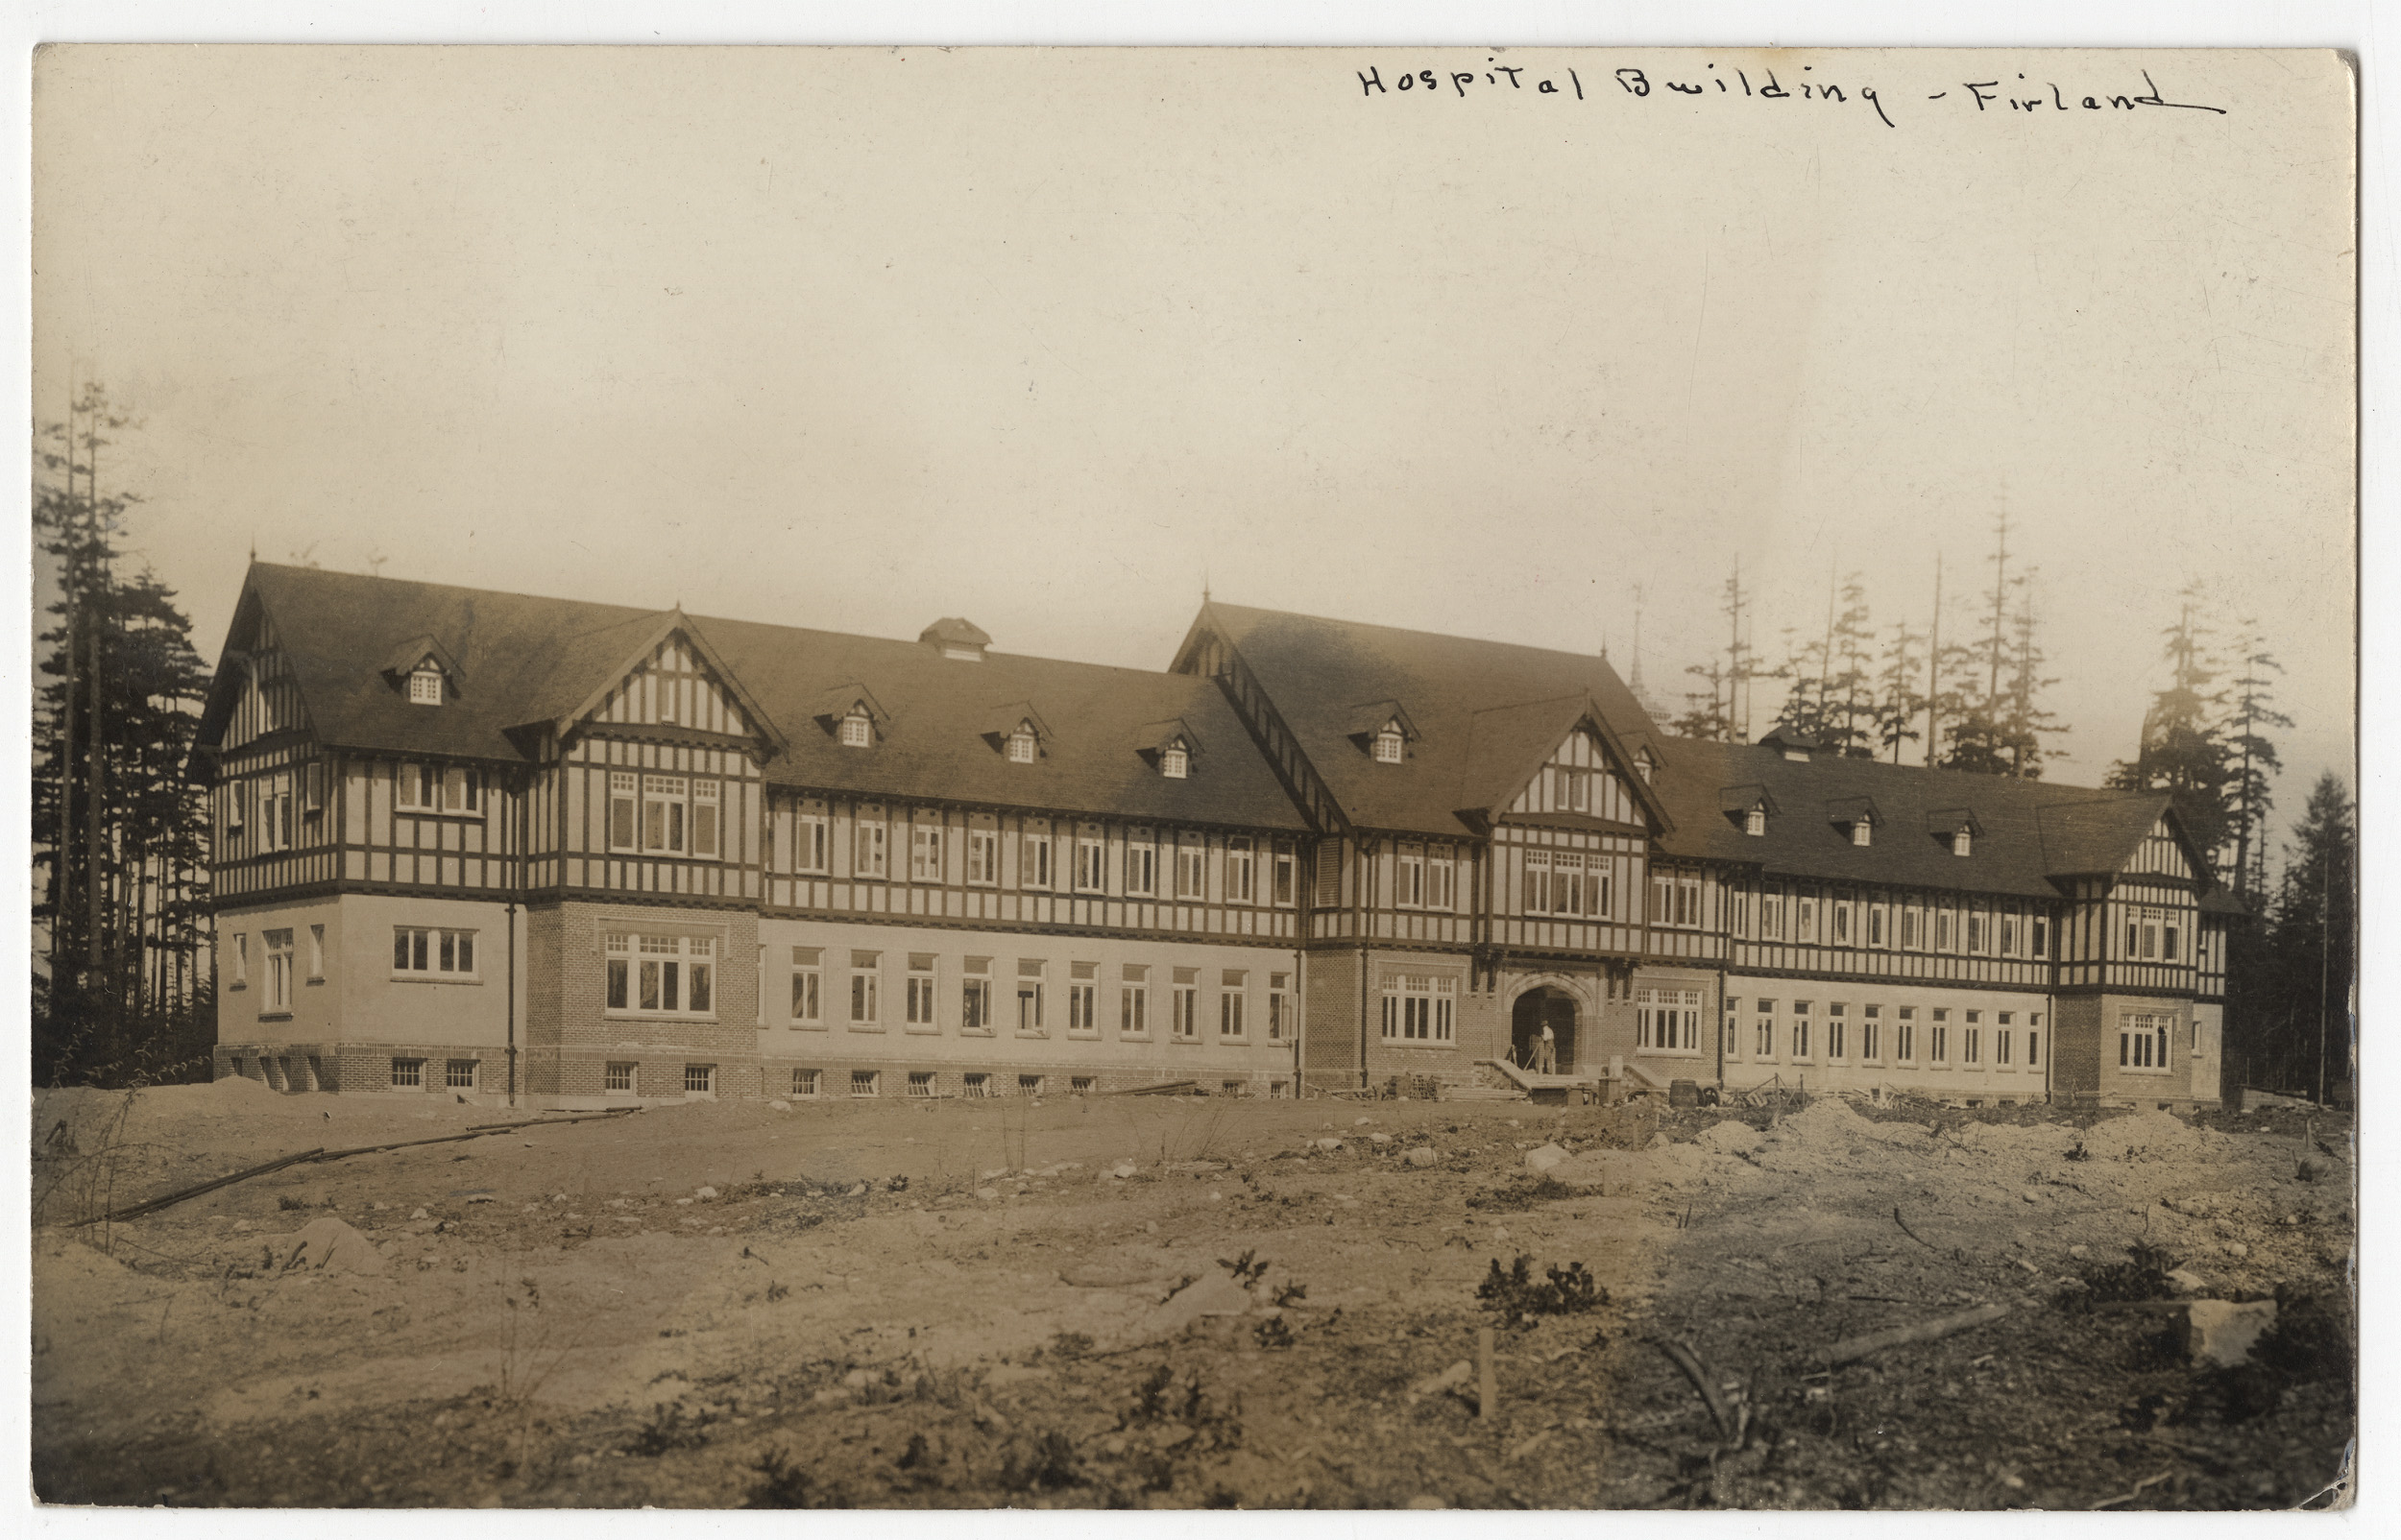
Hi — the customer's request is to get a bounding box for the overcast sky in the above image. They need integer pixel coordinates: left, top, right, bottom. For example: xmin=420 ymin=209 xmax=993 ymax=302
xmin=32 ymin=46 xmax=2355 ymax=844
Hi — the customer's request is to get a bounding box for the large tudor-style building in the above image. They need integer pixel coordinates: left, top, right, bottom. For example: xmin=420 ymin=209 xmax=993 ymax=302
xmin=195 ymin=565 xmax=2239 ymax=1110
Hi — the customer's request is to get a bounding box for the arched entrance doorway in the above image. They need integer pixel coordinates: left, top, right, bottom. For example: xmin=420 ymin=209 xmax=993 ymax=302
xmin=1511 ymin=987 xmax=1578 ymax=1075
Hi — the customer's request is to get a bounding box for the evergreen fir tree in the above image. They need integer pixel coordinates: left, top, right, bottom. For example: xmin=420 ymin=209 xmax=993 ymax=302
xmin=2106 ymin=582 xmax=2236 ymax=864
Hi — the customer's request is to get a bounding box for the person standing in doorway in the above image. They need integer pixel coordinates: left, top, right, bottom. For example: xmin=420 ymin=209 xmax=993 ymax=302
xmin=1538 ymin=1020 xmax=1557 ymax=1074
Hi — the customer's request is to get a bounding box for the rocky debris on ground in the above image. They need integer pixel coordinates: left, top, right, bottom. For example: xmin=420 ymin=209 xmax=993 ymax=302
xmin=281 ymin=1216 xmax=386 ymax=1277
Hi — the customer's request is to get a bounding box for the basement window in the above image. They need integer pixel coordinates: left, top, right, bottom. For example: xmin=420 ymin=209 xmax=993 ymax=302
xmin=446 ymin=1059 xmax=478 ymax=1090
xmin=907 ymin=1071 xmax=935 ymax=1098
xmin=390 ymin=1057 xmax=424 ymax=1090
xmin=851 ymin=1070 xmax=880 ymax=1097
xmin=684 ymin=1064 xmax=715 ymax=1097
xmin=789 ymin=1068 xmax=820 ymax=1098
xmin=605 ymin=1062 xmax=635 ymax=1094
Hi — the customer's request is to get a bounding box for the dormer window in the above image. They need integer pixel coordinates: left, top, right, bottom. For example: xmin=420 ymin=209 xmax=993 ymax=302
xmin=1007 ymin=727 xmax=1037 ymax=764
xmin=1744 ymin=808 xmax=1766 ymax=837
xmin=408 ymin=667 xmax=443 ymax=706
xmin=1852 ymin=819 xmax=1874 ymax=848
xmin=1373 ymin=726 xmax=1405 ymax=764
xmin=1636 ymin=749 xmax=1659 ymax=785
xmin=1952 ymin=830 xmax=1973 ymax=857
xmin=1161 ymin=743 xmax=1189 ymax=780
xmin=840 ymin=710 xmax=873 ymax=748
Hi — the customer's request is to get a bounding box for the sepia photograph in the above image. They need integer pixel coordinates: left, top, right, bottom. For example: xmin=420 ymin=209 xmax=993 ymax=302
xmin=27 ymin=43 xmax=2358 ymax=1509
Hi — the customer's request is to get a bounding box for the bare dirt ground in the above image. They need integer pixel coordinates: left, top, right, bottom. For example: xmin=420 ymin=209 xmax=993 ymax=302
xmin=30 ymin=1080 xmax=2354 ymax=1509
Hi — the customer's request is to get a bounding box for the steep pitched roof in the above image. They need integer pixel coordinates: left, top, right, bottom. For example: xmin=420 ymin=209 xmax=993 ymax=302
xmin=1187 ymin=603 xmax=1670 ymax=837
xmin=203 ymin=565 xmax=1306 ymax=830
xmin=1648 ymin=736 xmax=2220 ymax=900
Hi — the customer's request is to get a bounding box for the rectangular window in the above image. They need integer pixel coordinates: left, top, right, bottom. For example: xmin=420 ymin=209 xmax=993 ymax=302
xmin=441 ymin=766 xmax=483 ymax=814
xmin=1868 ymin=906 xmax=1884 ymax=948
xmin=905 ymin=953 xmax=938 ymax=1029
xmin=1791 ymin=1000 xmax=1812 ymax=1059
xmin=1220 ymin=970 xmax=1248 ymax=1037
xmin=961 ymin=1072 xmax=990 ymax=1099
xmin=1124 ymin=832 xmax=1157 ymax=896
xmin=961 ymin=957 xmax=993 ymax=1033
xmin=1799 ymin=897 xmax=1817 ymax=943
xmin=1833 ymin=904 xmax=1851 ymax=945
xmin=1176 ymin=840 xmax=1205 ymax=901
xmin=1897 ymin=1007 xmax=1916 ymax=1063
xmin=1378 ymin=974 xmax=1454 ymax=1042
xmin=1754 ymin=999 xmax=1776 ymax=1057
xmin=642 ymin=775 xmax=690 ymax=854
xmin=789 ymin=947 xmax=824 ymax=1025
xmin=1172 ymin=968 xmax=1200 ymax=1039
xmin=850 ymin=1070 xmax=879 ymax=1097
xmin=2001 ymin=915 xmax=2018 ymax=955
xmin=1860 ymin=1007 xmax=1880 ymax=1063
xmin=2032 ymin=917 xmax=2049 ymax=957
xmin=1997 ymin=1029 xmax=2013 ymax=1066
xmin=850 ymin=950 xmax=881 ymax=1025
xmin=790 ymin=1068 xmax=819 ymax=1098
xmin=2164 ymin=920 xmax=2181 ymax=961
xmin=1273 ymin=841 xmax=1298 ymax=906
xmin=1968 ymin=914 xmax=1985 ymax=952
xmin=605 ymin=933 xmax=714 ymax=1015
xmin=908 ymin=1071 xmax=935 ymax=1099
xmin=398 ymin=763 xmax=438 ymax=812
xmin=1022 ymin=828 xmax=1053 ymax=889
xmin=230 ymin=932 xmax=250 ymax=989
xmin=1963 ymin=1027 xmax=1981 ymax=1065
xmin=1828 ymin=1003 xmax=1848 ymax=1060
xmin=2118 ymin=1011 xmax=2171 ymax=1071
xmin=1068 ymin=962 xmax=1101 ymax=1035
xmin=1019 ymin=1074 xmax=1046 ymax=1097
xmin=1120 ymin=964 xmax=1150 ymax=1036
xmin=1398 ymin=844 xmax=1425 ymax=909
xmin=910 ymin=823 xmax=945 ymax=883
xmin=394 ymin=926 xmax=477 ymax=978
xmin=446 ymin=1059 xmax=478 ymax=1090
xmin=260 ymin=774 xmax=294 ymax=852
xmin=1636 ymin=987 xmax=1704 ymax=1053
xmin=1761 ymin=896 xmax=1783 ymax=940
xmin=263 ymin=928 xmax=294 ymax=1011
xmin=605 ymin=1061 xmax=635 ymax=1093
xmin=1016 ymin=958 xmax=1046 ymax=1034
xmin=965 ymin=827 xmax=998 ymax=884
xmin=390 ymin=1057 xmax=424 ymax=1089
xmin=1268 ymin=972 xmax=1293 ymax=1041
xmin=2026 ymin=1031 xmax=2039 ymax=1066
xmin=1430 ymin=848 xmax=1461 ymax=912
xmin=304 ymin=924 xmax=325 ymax=982
xmin=795 ymin=806 xmax=831 ymax=872
xmin=1226 ymin=838 xmax=1256 ymax=903
xmin=855 ymin=816 xmax=887 ymax=879
xmin=1723 ymin=1003 xmax=1739 ymax=1057
xmin=1929 ymin=1023 xmax=1949 ymax=1064
xmin=1071 ymin=1075 xmax=1096 ymax=1095
xmin=1937 ymin=911 xmax=1953 ymax=950
xmin=1076 ymin=836 xmax=1107 ymax=893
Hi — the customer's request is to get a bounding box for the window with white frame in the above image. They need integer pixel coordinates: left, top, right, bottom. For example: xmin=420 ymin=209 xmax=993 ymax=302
xmin=1868 ymin=905 xmax=1885 ymax=947
xmin=1791 ymin=1000 xmax=1813 ymax=1058
xmin=840 ymin=710 xmax=873 ymax=748
xmin=1997 ymin=1028 xmax=2013 ymax=1067
xmin=409 ymin=666 xmax=444 ymax=705
xmin=1219 ymin=969 xmax=1249 ymax=1037
xmin=1827 ymin=1002 xmax=1848 ymax=1059
xmin=1963 ymin=1023 xmax=1982 ymax=1065
xmin=909 ymin=821 xmax=945 ymax=883
xmin=1373 ymin=725 xmax=1405 ymax=763
xmin=1120 ymin=963 xmax=1150 ymax=1036
xmin=1225 ymin=838 xmax=1256 ymax=903
xmin=1903 ymin=906 xmax=1921 ymax=949
xmin=397 ymin=763 xmax=441 ymax=811
xmin=1761 ymin=894 xmax=1784 ymax=939
xmin=1952 ymin=829 xmax=1972 ymax=856
xmin=908 ymin=1071 xmax=936 ymax=1099
xmin=1021 ymin=825 xmax=1053 ymax=889
xmin=390 ymin=1057 xmax=424 ymax=1089
xmin=1798 ymin=896 xmax=1817 ymax=942
xmin=1427 ymin=847 xmax=1459 ymax=912
xmin=1068 ymin=961 xmax=1100 ymax=1035
xmin=2001 ymin=914 xmax=2019 ymax=954
xmin=1929 ymin=1013 xmax=1949 ymax=1064
xmin=1896 ymin=1006 xmax=1916 ymax=1062
xmin=849 ymin=950 xmax=881 ymax=1025
xmin=2119 ymin=1010 xmax=2171 ymax=1071
xmin=606 ymin=772 xmax=637 ymax=849
xmin=1743 ymin=807 xmax=1766 ymax=837
xmin=1125 ymin=830 xmax=1157 ymax=896
xmin=1160 ymin=742 xmax=1189 ymax=779
xmin=1968 ymin=914 xmax=1986 ymax=952
xmin=606 ymin=1061 xmax=636 ymax=1093
xmin=1860 ymin=1005 xmax=1881 ymax=1062
xmin=1649 ymin=869 xmax=1702 ymax=927
xmin=263 ymin=928 xmax=295 ymax=1011
xmin=447 ymin=1059 xmax=478 ymax=1090
xmin=1268 ymin=972 xmax=1293 ymax=1040
xmin=2027 ymin=1024 xmax=2041 ymax=1065
xmin=905 ymin=953 xmax=938 ymax=1029
xmin=966 ymin=827 xmax=999 ymax=885
xmin=1015 ymin=958 xmax=1047 ymax=1034
xmin=1006 ymin=725 xmax=1038 ymax=763
xmin=1851 ymin=817 xmax=1874 ymax=847
xmin=1754 ymin=999 xmax=1777 ymax=1057
xmin=1273 ymin=841 xmax=1298 ymax=906
xmin=1529 ymin=851 xmax=1605 ymax=917
xmin=1832 ymin=902 xmax=1852 ymax=945
xmin=851 ymin=1069 xmax=880 ymax=1096
xmin=260 ymin=774 xmax=295 ymax=852
xmin=642 ymin=775 xmax=691 ymax=854
xmin=789 ymin=946 xmax=824 ymax=1026
xmin=1019 ymin=1074 xmax=1046 ymax=1096
xmin=1171 ymin=967 xmax=1200 ymax=1039
xmin=796 ymin=805 xmax=831 ymax=872
xmin=855 ymin=814 xmax=888 ymax=879
xmin=394 ymin=926 xmax=477 ymax=979
xmin=789 ymin=1067 xmax=820 ymax=1097
xmin=1175 ymin=839 xmax=1205 ymax=901
xmin=960 ymin=1071 xmax=990 ymax=1099
xmin=1637 ymin=987 xmax=1703 ymax=1053
xmin=1076 ymin=833 xmax=1107 ymax=893
xmin=1398 ymin=843 xmax=1426 ymax=908
xmin=961 ymin=956 xmax=993 ymax=1033
xmin=1380 ymin=974 xmax=1454 ymax=1042
xmin=605 ymin=932 xmax=715 ymax=1016
xmin=1723 ymin=999 xmax=1740 ymax=1056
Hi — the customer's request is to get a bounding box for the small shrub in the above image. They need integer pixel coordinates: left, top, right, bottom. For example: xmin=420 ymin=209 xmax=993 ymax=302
xmin=1217 ymin=1250 xmax=1269 ymax=1287
xmin=2072 ymin=1241 xmax=2182 ymax=1307
xmin=1476 ymin=1254 xmax=1606 ymax=1322
xmin=1253 ymin=1316 xmax=1296 ymax=1351
xmin=623 ymin=1402 xmax=711 ymax=1456
xmin=1001 ymin=1429 xmax=1080 ymax=1492
xmin=2064 ymin=1141 xmax=2092 ymax=1163
xmin=277 ymin=1195 xmax=309 ymax=1212
xmin=745 ymin=1448 xmax=840 ymax=1507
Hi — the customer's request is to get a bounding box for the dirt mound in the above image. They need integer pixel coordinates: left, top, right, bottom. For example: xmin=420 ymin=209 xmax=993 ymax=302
xmin=2080 ymin=1109 xmax=2210 ymax=1163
